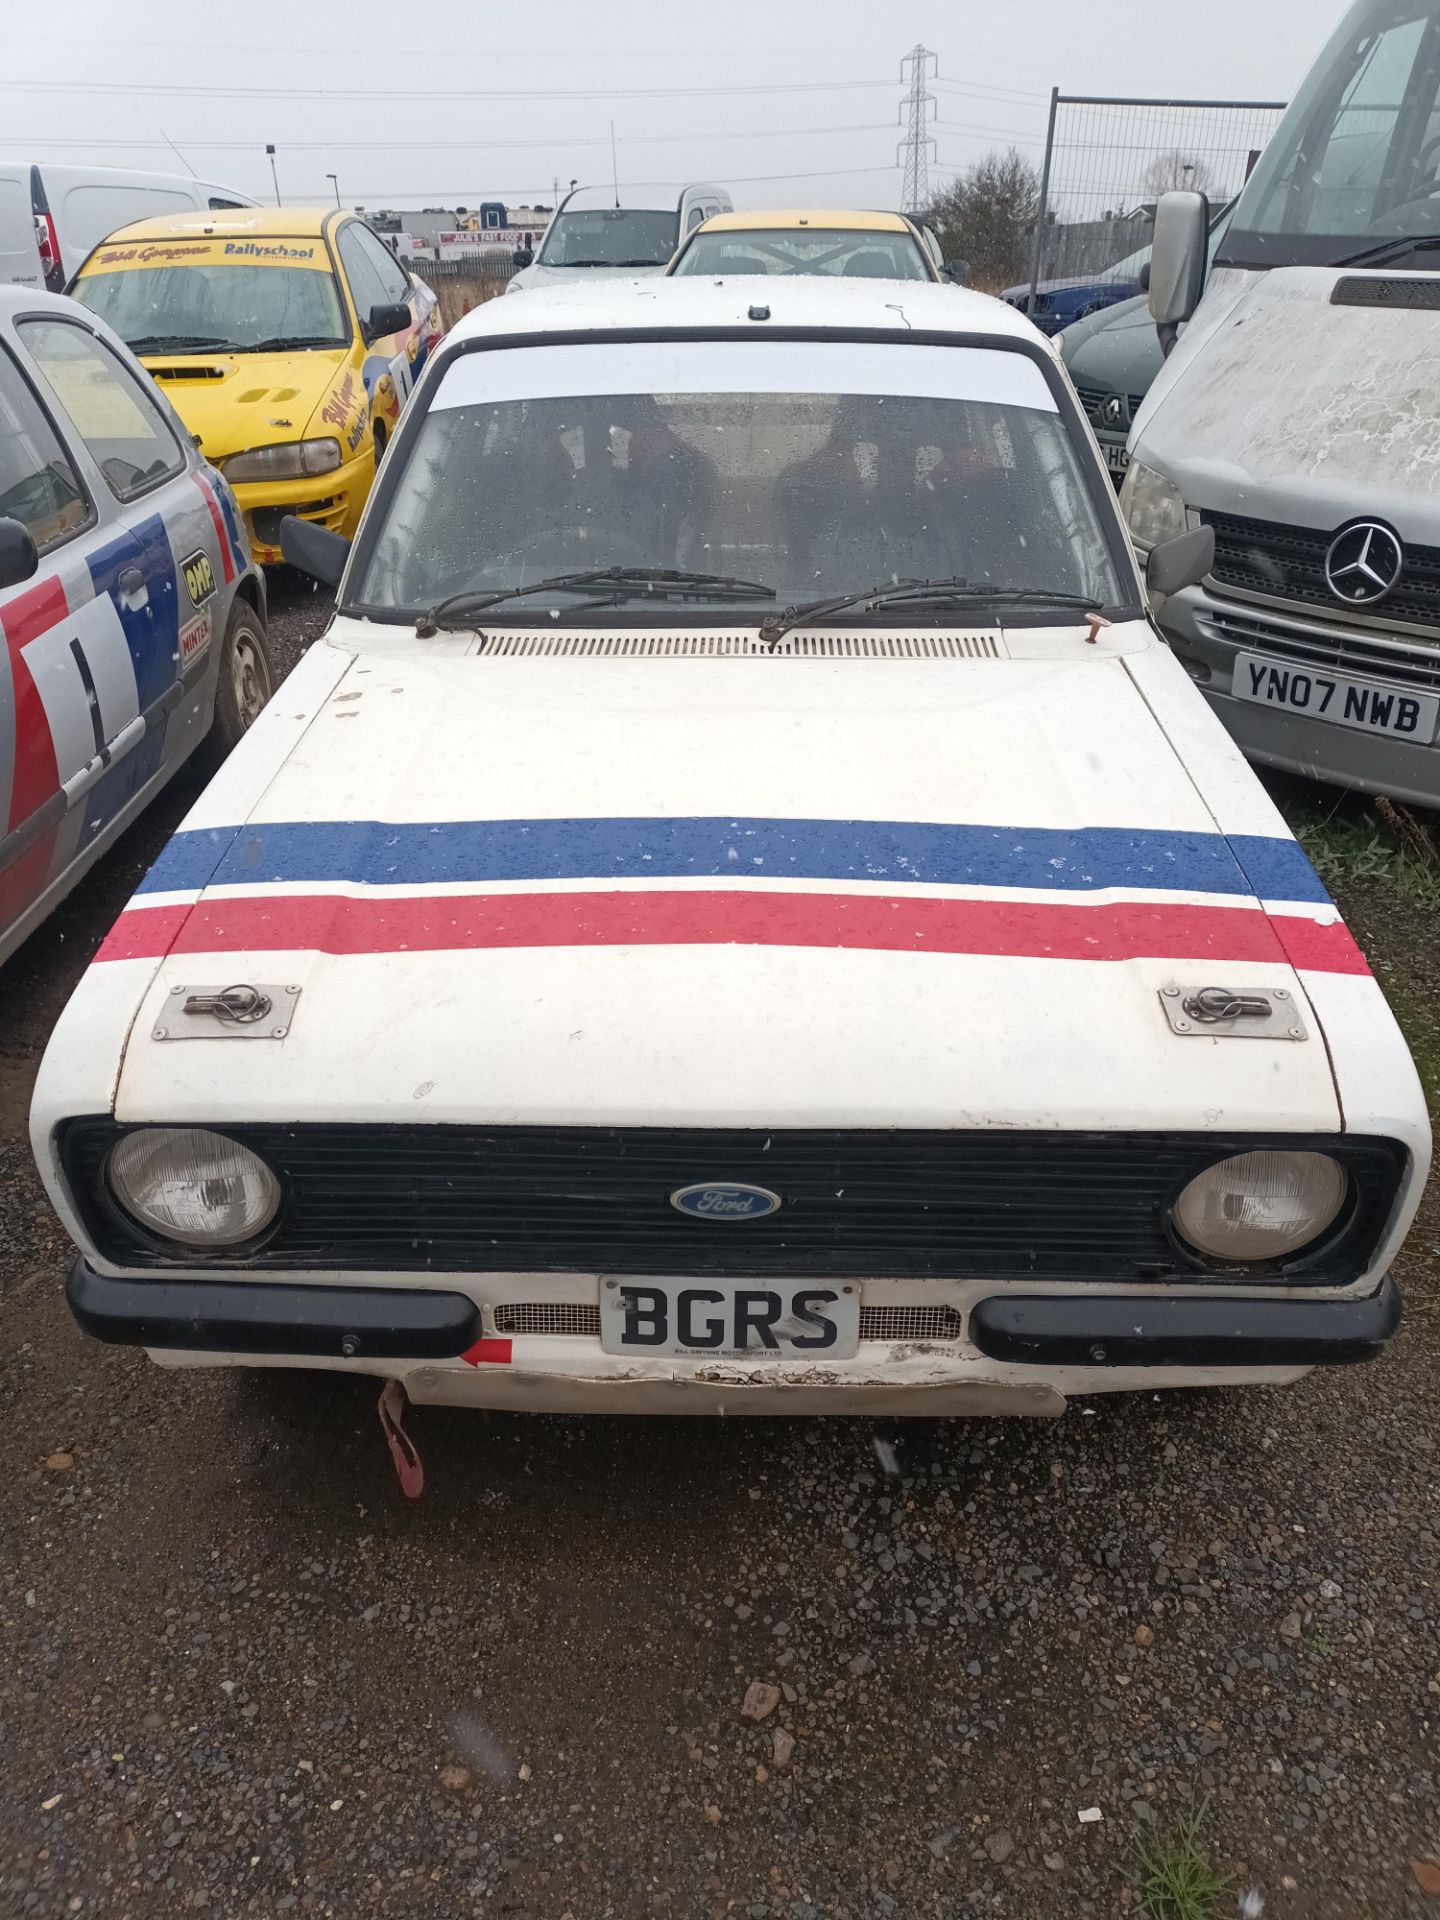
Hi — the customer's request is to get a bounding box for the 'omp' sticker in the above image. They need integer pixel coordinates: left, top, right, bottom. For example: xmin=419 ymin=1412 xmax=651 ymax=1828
xmin=181 ymin=549 xmax=216 ymax=608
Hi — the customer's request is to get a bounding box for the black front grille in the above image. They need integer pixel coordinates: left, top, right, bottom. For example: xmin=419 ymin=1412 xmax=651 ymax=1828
xmin=60 ymin=1122 xmax=1404 ymax=1289
xmin=1072 ymin=385 xmax=1146 ymax=431
xmin=1201 ymin=509 xmax=1440 ymax=632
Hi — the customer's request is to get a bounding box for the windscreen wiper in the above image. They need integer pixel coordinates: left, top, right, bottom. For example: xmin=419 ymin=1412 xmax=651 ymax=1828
xmin=125 ymin=334 xmax=232 ymax=352
xmin=756 ymin=578 xmax=1106 ymax=648
xmin=244 ymin=335 xmax=346 ymax=351
xmin=417 ymin=566 xmax=779 ymax=634
xmin=1332 ymin=234 xmax=1440 ymax=269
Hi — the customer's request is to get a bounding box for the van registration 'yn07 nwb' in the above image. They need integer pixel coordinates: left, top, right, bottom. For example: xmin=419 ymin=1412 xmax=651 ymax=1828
xmin=31 ymin=278 xmax=1430 ymax=1425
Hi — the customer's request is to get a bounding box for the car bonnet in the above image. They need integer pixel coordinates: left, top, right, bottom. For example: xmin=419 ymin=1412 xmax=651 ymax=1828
xmin=79 ymin=622 xmax=1366 ymax=1135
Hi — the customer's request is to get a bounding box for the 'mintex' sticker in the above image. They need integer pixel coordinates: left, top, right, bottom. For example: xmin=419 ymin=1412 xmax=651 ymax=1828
xmin=179 ymin=610 xmax=212 ymax=667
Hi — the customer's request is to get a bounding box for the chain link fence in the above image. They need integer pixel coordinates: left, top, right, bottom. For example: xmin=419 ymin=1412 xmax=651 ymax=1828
xmin=1019 ymin=94 xmax=1288 ymax=333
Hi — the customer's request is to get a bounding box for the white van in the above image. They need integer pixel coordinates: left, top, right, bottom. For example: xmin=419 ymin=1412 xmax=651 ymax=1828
xmin=1125 ymin=0 xmax=1440 ymax=808
xmin=507 ymin=183 xmax=733 ymax=291
xmin=0 ymin=163 xmax=257 ymax=293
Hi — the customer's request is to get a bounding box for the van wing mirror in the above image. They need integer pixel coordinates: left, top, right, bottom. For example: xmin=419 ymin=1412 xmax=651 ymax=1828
xmin=0 ymin=516 xmax=39 ymax=591
xmin=280 ymin=515 xmax=351 ymax=588
xmin=1146 ymin=526 xmax=1215 ymax=599
xmin=1148 ymin=191 xmax=1209 ymax=331
xmin=366 ymin=301 xmax=412 ymax=341
xmin=944 ymin=258 xmax=970 ymax=284
xmin=512 ymin=246 xmax=534 ymax=268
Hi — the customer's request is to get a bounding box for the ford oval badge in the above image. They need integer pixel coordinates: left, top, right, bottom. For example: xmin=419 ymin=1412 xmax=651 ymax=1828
xmin=670 ymin=1182 xmax=782 ymax=1221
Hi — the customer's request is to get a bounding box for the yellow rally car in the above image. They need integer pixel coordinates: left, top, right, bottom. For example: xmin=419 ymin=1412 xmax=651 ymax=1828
xmin=70 ymin=208 xmax=443 ymax=564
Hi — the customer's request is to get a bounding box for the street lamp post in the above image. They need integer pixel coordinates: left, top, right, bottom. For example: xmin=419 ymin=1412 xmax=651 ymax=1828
xmin=266 ymin=144 xmax=280 ymax=206
xmin=326 ymin=172 xmax=341 ymax=208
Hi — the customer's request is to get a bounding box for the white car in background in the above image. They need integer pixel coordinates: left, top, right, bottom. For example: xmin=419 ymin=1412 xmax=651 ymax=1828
xmin=508 ymin=183 xmax=732 ymax=289
xmin=31 ymin=278 xmax=1428 ymax=1445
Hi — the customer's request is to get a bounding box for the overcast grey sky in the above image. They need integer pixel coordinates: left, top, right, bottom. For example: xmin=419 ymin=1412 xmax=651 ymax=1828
xmin=4 ymin=0 xmax=1335 ymax=213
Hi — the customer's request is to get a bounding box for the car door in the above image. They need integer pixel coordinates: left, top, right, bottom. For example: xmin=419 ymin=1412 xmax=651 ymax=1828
xmin=0 ymin=329 xmax=112 ymax=942
xmin=338 ymin=220 xmax=429 ymax=433
xmin=14 ymin=315 xmax=224 ymax=839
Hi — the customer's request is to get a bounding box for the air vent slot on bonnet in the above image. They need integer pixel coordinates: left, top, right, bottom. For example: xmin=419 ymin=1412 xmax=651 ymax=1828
xmin=479 ymin=629 xmax=1006 ymax=660
xmin=1332 ymin=277 xmax=1440 ymax=311
xmin=150 ymin=364 xmax=226 ymax=380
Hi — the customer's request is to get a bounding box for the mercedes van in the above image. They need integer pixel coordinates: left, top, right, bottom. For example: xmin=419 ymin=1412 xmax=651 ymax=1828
xmin=1125 ymin=0 xmax=1440 ymax=808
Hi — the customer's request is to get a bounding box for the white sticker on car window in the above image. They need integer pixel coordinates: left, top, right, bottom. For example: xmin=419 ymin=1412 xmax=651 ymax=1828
xmin=430 ymin=341 xmax=1058 ymax=415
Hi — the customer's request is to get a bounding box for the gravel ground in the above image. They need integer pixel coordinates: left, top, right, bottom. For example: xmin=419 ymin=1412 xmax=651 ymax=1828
xmin=0 ymin=582 xmax=1436 ymax=1919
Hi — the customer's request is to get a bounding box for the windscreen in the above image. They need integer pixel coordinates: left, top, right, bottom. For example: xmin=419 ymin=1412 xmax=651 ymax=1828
xmin=350 ymin=340 xmax=1126 ymax=615
xmin=74 ymin=238 xmax=348 ymax=352
xmin=538 ymin=209 xmax=681 ymax=268
xmin=1220 ymin=0 xmax=1440 ymax=267
xmin=672 ymin=229 xmax=932 ymax=281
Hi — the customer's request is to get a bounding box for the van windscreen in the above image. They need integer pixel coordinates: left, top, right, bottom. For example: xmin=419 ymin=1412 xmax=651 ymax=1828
xmin=1220 ymin=0 xmax=1440 ymax=268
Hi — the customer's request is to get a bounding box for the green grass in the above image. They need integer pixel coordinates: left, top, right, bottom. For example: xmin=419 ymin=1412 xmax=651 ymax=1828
xmin=1307 ymin=1629 xmax=1336 ymax=1658
xmin=1131 ymin=1801 xmax=1234 ymax=1920
xmin=1281 ymin=796 xmax=1440 ymax=910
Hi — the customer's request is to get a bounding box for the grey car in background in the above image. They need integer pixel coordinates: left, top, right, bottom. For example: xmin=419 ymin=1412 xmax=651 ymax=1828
xmin=1059 ymin=210 xmax=1233 ymax=488
xmin=1058 ymin=295 xmax=1159 ymax=486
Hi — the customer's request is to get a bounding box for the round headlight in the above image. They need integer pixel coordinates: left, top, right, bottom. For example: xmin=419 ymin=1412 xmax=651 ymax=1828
xmin=1173 ymin=1151 xmax=1348 ymax=1264
xmin=108 ymin=1128 xmax=280 ymax=1247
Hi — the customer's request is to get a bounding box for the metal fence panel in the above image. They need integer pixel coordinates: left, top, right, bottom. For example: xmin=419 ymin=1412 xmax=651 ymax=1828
xmin=399 ymin=250 xmax=516 ymax=284
xmin=1024 ymin=94 xmax=1287 ymax=329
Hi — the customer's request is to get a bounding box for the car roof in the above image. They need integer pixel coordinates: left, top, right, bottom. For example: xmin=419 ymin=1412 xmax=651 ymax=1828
xmin=90 ymin=206 xmax=342 ymax=244
xmin=696 ymin=209 xmax=913 ymax=234
xmin=560 ymin=184 xmax=723 ymax=216
xmin=443 ymin=274 xmax=1042 ymax=348
xmin=0 ymin=281 xmax=97 ymax=323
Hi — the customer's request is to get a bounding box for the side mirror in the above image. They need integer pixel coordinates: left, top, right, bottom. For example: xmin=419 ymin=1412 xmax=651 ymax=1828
xmin=280 ymin=515 xmax=351 ymax=588
xmin=944 ymin=258 xmax=970 ymax=284
xmin=0 ymin=515 xmax=39 ymax=591
xmin=365 ymin=301 xmax=412 ymax=342
xmin=1149 ymin=191 xmax=1209 ymax=333
xmin=512 ymin=247 xmax=533 ymax=268
xmin=1138 ymin=260 xmax=1151 ymax=294
xmin=1146 ymin=525 xmax=1215 ymax=598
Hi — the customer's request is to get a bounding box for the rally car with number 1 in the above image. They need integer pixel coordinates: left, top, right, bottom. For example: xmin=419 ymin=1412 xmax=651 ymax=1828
xmin=1 ymin=283 xmax=269 ymax=969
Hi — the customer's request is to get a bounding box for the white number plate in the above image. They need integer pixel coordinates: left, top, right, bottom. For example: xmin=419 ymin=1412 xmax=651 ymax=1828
xmin=600 ymin=1280 xmax=861 ymax=1359
xmin=1231 ymin=651 xmax=1439 ymax=742
xmin=1104 ymin=441 xmax=1131 ymax=474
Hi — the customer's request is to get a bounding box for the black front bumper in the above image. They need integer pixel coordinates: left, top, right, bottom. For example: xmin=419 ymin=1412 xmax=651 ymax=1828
xmin=66 ymin=1262 xmax=481 ymax=1359
xmin=969 ymin=1278 xmax=1401 ymax=1368
xmin=66 ymin=1260 xmax=1400 ymax=1369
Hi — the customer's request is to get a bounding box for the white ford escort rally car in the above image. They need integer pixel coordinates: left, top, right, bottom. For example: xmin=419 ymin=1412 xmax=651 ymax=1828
xmin=31 ymin=277 xmax=1431 ymax=1425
